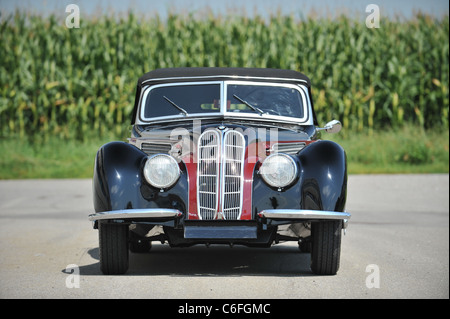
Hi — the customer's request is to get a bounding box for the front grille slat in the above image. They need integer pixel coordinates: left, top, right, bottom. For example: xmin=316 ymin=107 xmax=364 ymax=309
xmin=141 ymin=142 xmax=172 ymax=156
xmin=272 ymin=142 xmax=306 ymax=155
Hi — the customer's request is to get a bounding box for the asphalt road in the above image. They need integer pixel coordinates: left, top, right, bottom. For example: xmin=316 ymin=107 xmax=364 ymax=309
xmin=0 ymin=175 xmax=448 ymax=299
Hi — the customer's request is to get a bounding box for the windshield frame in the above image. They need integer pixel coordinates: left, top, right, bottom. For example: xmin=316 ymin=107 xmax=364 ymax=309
xmin=138 ymin=80 xmax=311 ymax=125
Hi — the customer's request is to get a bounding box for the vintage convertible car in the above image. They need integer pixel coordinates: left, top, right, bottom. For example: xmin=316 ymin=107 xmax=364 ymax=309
xmin=89 ymin=67 xmax=350 ymax=275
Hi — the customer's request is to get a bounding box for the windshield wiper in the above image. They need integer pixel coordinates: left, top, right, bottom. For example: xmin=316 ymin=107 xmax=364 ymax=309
xmin=163 ymin=96 xmax=189 ymax=116
xmin=233 ymin=94 xmax=265 ymax=116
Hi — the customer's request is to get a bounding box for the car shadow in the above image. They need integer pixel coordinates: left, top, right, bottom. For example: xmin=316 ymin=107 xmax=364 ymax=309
xmin=75 ymin=243 xmax=314 ymax=277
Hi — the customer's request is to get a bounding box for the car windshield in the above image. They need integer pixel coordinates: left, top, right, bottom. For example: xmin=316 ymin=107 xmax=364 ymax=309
xmin=226 ymin=84 xmax=304 ymax=118
xmin=143 ymin=83 xmax=221 ymax=118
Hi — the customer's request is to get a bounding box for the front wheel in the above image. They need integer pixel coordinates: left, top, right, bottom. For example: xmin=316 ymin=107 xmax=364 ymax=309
xmin=98 ymin=222 xmax=129 ymax=275
xmin=310 ymin=220 xmax=342 ymax=275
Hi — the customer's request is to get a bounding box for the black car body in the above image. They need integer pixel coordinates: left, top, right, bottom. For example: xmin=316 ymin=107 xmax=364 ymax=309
xmin=89 ymin=67 xmax=350 ymax=275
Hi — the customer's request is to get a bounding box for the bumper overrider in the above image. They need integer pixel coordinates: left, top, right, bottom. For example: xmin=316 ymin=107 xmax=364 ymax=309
xmin=89 ymin=208 xmax=350 ymax=243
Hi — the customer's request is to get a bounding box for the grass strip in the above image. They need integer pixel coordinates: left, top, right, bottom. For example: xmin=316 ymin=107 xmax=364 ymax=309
xmin=0 ymin=126 xmax=448 ymax=179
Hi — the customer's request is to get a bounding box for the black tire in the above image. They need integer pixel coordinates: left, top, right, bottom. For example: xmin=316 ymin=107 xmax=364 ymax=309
xmin=99 ymin=222 xmax=129 ymax=275
xmin=310 ymin=220 xmax=342 ymax=275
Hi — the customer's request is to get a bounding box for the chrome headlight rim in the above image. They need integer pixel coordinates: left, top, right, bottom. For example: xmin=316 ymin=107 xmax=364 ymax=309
xmin=259 ymin=153 xmax=298 ymax=188
xmin=143 ymin=154 xmax=181 ymax=189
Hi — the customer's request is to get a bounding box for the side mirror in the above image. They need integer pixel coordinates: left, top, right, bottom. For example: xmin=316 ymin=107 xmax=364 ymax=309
xmin=317 ymin=120 xmax=342 ymax=134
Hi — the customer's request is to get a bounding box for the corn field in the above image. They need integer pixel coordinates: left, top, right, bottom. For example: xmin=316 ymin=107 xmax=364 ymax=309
xmin=0 ymin=12 xmax=448 ymax=140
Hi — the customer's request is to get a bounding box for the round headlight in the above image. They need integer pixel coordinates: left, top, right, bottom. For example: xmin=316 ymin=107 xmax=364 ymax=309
xmin=143 ymin=154 xmax=180 ymax=189
xmin=259 ymin=153 xmax=297 ymax=188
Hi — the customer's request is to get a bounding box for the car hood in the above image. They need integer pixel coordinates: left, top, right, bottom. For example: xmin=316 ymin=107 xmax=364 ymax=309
xmin=134 ymin=120 xmax=316 ymax=143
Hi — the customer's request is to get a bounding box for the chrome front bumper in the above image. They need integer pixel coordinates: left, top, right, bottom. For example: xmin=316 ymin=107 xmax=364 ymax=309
xmin=88 ymin=208 xmax=350 ymax=229
xmin=258 ymin=209 xmax=351 ymax=228
xmin=88 ymin=208 xmax=183 ymax=221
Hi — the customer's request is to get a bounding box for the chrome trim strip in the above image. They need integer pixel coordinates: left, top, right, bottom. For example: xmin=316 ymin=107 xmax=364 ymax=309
xmin=258 ymin=209 xmax=351 ymax=220
xmin=136 ymin=114 xmax=311 ymax=126
xmin=141 ymin=75 xmax=309 ymax=85
xmin=88 ymin=209 xmax=182 ymax=221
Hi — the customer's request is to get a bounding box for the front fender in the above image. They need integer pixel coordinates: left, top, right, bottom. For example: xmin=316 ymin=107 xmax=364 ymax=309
xmin=297 ymin=140 xmax=347 ymax=212
xmin=93 ymin=141 xmax=189 ymax=217
xmin=252 ymin=140 xmax=347 ymax=216
xmin=93 ymin=141 xmax=147 ymax=213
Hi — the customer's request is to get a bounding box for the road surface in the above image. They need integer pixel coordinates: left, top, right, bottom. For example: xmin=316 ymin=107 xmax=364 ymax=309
xmin=0 ymin=175 xmax=448 ymax=299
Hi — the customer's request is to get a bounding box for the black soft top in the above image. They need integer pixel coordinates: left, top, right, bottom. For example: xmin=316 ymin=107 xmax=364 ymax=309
xmin=137 ymin=67 xmax=311 ymax=86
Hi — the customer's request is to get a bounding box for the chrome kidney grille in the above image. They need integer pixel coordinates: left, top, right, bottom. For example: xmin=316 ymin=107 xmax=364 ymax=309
xmin=197 ymin=130 xmax=245 ymax=220
xmin=221 ymin=131 xmax=245 ymax=220
xmin=197 ymin=131 xmax=220 ymax=220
